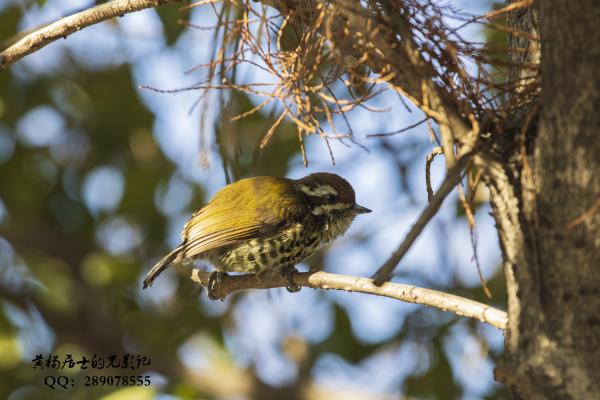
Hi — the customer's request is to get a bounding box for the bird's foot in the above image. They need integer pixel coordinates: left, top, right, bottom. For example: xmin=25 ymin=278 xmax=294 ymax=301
xmin=280 ymin=266 xmax=301 ymax=293
xmin=207 ymin=271 xmax=228 ymax=300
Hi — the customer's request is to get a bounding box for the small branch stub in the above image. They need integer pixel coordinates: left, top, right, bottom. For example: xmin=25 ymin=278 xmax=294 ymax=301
xmin=191 ymin=269 xmax=508 ymax=330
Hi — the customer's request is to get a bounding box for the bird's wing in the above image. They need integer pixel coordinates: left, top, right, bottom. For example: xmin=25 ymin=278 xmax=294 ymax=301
xmin=178 ymin=177 xmax=306 ymax=259
xmin=180 ymin=207 xmax=285 ymax=258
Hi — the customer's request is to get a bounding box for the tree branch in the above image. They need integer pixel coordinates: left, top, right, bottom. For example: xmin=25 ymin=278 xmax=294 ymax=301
xmin=191 ymin=268 xmax=508 ymax=330
xmin=372 ymin=151 xmax=473 ymax=285
xmin=0 ymin=0 xmax=183 ymax=71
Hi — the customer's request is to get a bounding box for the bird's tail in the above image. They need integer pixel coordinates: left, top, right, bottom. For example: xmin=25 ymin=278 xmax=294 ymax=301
xmin=143 ymin=246 xmax=182 ymax=289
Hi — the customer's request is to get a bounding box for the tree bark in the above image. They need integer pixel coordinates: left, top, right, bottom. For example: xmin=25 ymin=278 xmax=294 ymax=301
xmin=492 ymin=1 xmax=600 ymax=398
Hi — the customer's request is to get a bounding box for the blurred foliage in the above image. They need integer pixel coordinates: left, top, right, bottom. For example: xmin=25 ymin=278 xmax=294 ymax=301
xmin=0 ymin=2 xmax=507 ymax=400
xmin=156 ymin=5 xmax=189 ymax=46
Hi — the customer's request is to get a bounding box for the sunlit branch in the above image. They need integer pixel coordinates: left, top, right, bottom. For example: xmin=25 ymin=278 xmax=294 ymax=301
xmin=0 ymin=0 xmax=183 ymax=71
xmin=191 ymin=268 xmax=508 ymax=330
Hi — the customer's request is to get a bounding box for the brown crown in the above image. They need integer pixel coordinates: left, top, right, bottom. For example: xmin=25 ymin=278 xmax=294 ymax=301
xmin=296 ymin=172 xmax=356 ymax=204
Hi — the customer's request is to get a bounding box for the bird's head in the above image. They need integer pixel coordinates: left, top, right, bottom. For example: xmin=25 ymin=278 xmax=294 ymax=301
xmin=294 ymin=172 xmax=371 ymax=219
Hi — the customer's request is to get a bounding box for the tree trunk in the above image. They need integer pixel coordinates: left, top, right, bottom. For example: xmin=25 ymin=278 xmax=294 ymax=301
xmin=490 ymin=1 xmax=600 ymax=398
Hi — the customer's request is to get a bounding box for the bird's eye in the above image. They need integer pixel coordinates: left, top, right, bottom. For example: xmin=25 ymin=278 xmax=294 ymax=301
xmin=326 ymin=195 xmax=337 ymax=204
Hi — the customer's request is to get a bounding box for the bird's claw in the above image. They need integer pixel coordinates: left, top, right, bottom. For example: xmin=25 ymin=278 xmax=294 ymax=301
xmin=280 ymin=266 xmax=301 ymax=293
xmin=207 ymin=271 xmax=228 ymax=300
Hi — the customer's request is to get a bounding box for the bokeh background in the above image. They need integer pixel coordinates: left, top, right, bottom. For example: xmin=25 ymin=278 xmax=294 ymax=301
xmin=0 ymin=1 xmax=508 ymax=399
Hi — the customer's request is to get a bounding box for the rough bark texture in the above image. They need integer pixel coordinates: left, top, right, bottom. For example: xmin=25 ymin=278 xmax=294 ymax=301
xmin=492 ymin=1 xmax=600 ymax=398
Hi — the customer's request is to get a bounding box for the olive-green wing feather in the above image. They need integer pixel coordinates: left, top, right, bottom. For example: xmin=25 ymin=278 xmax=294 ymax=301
xmin=143 ymin=208 xmax=269 ymax=289
xmin=179 ymin=176 xmax=306 ymax=259
xmin=180 ymin=208 xmax=281 ymax=257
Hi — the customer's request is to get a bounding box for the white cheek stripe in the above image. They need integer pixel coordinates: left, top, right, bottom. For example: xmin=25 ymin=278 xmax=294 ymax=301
xmin=311 ymin=203 xmax=353 ymax=215
xmin=297 ymin=184 xmax=338 ymax=197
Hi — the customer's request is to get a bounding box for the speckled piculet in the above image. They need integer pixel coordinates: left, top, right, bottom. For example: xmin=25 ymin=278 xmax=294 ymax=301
xmin=142 ymin=172 xmax=371 ymax=295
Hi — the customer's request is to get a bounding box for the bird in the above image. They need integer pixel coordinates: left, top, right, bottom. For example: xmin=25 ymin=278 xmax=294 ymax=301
xmin=142 ymin=172 xmax=371 ymax=296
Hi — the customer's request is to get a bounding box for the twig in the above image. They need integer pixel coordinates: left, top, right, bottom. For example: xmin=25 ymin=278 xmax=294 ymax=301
xmin=425 ymin=146 xmax=443 ymax=202
xmin=260 ymin=109 xmax=288 ymax=148
xmin=565 ymin=196 xmax=600 ymax=232
xmin=372 ymin=151 xmax=473 ymax=285
xmin=0 ymin=0 xmax=183 ymax=71
xmin=366 ymin=117 xmax=430 ymax=138
xmin=457 ymin=180 xmax=492 ymax=298
xmin=190 ymin=269 xmax=508 ymax=330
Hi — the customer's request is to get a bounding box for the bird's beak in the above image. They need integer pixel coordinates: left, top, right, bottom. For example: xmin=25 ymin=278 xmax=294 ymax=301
xmin=354 ymin=204 xmax=372 ymax=214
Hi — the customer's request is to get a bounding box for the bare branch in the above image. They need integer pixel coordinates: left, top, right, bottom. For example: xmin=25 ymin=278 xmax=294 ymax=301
xmin=425 ymin=146 xmax=443 ymax=202
xmin=457 ymin=176 xmax=492 ymax=298
xmin=372 ymin=151 xmax=473 ymax=285
xmin=191 ymin=269 xmax=508 ymax=330
xmin=366 ymin=117 xmax=430 ymax=138
xmin=0 ymin=0 xmax=183 ymax=71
